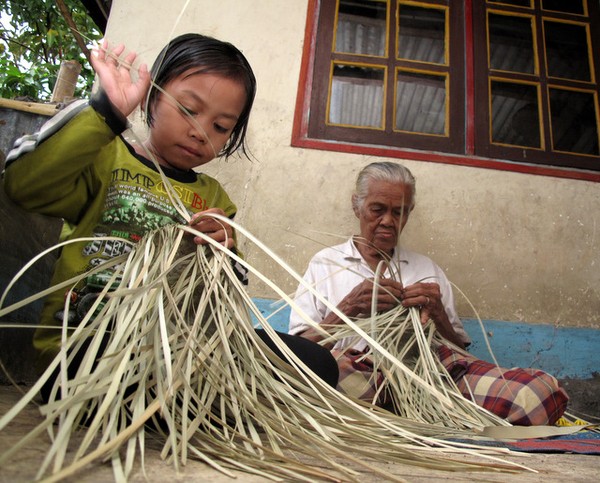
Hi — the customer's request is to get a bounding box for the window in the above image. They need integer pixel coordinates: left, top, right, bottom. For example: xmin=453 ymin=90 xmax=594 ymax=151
xmin=293 ymin=0 xmax=600 ymax=181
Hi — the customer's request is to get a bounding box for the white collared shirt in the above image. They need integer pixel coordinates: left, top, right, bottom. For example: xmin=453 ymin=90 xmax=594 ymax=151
xmin=288 ymin=237 xmax=470 ymax=350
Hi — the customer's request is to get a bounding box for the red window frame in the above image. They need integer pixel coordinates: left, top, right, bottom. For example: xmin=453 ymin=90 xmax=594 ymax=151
xmin=292 ymin=0 xmax=600 ymax=182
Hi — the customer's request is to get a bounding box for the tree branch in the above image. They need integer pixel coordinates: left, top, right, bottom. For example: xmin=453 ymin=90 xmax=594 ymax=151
xmin=54 ymin=0 xmax=91 ymax=61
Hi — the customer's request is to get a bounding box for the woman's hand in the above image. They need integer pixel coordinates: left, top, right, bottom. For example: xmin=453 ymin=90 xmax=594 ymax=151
xmin=400 ymin=282 xmax=445 ymax=324
xmin=400 ymin=282 xmax=465 ymax=348
xmin=300 ymin=277 xmax=403 ymax=348
xmin=189 ymin=208 xmax=235 ymax=249
xmin=338 ymin=277 xmax=404 ymax=318
xmin=90 ymin=40 xmax=151 ymax=118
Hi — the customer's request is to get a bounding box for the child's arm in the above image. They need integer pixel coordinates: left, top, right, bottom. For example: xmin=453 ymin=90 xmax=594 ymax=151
xmin=2 ymin=98 xmax=125 ymax=222
xmin=2 ymin=42 xmax=151 ymax=222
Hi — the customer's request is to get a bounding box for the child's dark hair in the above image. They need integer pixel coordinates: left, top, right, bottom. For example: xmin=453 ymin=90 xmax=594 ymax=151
xmin=147 ymin=33 xmax=256 ymax=159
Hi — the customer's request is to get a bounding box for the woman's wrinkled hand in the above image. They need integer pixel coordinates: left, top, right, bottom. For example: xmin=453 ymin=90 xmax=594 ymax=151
xmin=339 ymin=277 xmax=404 ymax=318
xmin=400 ymin=281 xmax=465 ymax=347
xmin=399 ymin=281 xmax=445 ymax=325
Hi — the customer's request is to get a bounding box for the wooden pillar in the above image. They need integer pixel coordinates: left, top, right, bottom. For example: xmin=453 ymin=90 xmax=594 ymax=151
xmin=51 ymin=60 xmax=82 ymax=103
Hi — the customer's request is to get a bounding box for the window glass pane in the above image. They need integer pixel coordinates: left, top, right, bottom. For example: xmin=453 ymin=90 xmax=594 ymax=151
xmin=550 ymin=88 xmax=599 ymax=155
xmin=395 ymin=71 xmax=446 ymax=135
xmin=328 ymin=65 xmax=385 ymax=128
xmin=398 ymin=4 xmax=446 ymax=64
xmin=489 ymin=13 xmax=535 ymax=74
xmin=491 ymin=81 xmax=540 ymax=148
xmin=544 ymin=21 xmax=591 ymax=81
xmin=542 ymin=0 xmax=585 ymax=16
xmin=488 ymin=0 xmax=532 ymax=7
xmin=335 ymin=0 xmax=387 ymax=56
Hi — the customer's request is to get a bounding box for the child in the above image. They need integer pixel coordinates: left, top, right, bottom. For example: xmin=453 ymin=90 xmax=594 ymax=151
xmin=3 ymin=33 xmax=338 ymax=398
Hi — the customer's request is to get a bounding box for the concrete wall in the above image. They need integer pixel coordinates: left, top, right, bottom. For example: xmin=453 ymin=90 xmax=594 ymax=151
xmin=103 ymin=0 xmax=598 ymax=330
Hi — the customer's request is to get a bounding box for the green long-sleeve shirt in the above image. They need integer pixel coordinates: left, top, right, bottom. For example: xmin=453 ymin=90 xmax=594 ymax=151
xmin=3 ymin=92 xmax=242 ymax=370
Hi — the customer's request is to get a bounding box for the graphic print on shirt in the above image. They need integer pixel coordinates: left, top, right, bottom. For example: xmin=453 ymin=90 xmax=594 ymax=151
xmin=57 ymin=166 xmax=209 ymax=325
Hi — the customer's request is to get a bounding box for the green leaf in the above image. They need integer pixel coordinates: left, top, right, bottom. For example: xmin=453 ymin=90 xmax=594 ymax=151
xmin=0 ymin=0 xmax=101 ymax=101
xmin=46 ymin=28 xmax=59 ymax=48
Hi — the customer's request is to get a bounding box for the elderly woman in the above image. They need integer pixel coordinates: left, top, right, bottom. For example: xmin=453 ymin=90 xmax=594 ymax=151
xmin=289 ymin=161 xmax=568 ymax=426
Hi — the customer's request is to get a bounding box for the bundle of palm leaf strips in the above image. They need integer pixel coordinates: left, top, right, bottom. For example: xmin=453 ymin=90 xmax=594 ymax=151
xmin=0 ymin=218 xmax=532 ymax=482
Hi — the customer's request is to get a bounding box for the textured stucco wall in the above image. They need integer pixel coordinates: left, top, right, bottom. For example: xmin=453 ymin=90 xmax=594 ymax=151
xmin=105 ymin=0 xmax=600 ymax=329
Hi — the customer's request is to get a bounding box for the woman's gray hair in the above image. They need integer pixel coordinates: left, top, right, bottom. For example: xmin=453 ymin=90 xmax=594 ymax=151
xmin=352 ymin=162 xmax=416 ymax=211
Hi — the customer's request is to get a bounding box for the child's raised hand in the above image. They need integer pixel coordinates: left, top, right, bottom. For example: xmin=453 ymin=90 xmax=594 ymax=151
xmin=91 ymin=40 xmax=151 ymax=118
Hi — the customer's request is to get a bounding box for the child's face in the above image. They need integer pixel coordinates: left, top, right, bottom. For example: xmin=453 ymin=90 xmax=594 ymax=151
xmin=146 ymin=70 xmax=247 ymax=170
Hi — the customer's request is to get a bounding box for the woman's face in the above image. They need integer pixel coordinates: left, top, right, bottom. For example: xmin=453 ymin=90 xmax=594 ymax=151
xmin=145 ymin=70 xmax=247 ymax=171
xmin=354 ymin=180 xmax=413 ymax=256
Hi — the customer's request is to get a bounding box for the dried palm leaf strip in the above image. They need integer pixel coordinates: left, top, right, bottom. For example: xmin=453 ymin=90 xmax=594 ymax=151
xmin=0 ymin=221 xmax=533 ymax=481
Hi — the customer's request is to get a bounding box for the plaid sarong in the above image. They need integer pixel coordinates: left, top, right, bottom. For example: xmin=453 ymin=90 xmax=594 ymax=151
xmin=334 ymin=345 xmax=569 ymax=425
xmin=437 ymin=345 xmax=569 ymax=425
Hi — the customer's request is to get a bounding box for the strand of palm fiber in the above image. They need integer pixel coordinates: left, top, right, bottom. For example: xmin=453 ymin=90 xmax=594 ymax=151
xmin=326 ymin=307 xmax=507 ymax=429
xmin=0 ymin=223 xmax=534 ymax=481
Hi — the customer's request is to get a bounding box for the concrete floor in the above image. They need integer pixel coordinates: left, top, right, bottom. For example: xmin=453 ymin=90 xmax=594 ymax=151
xmin=0 ymin=385 xmax=600 ymax=483
xmin=1 ymin=384 xmax=598 ymax=483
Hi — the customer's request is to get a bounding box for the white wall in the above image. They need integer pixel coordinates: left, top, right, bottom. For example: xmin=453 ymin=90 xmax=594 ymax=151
xmin=106 ymin=0 xmax=600 ymax=328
